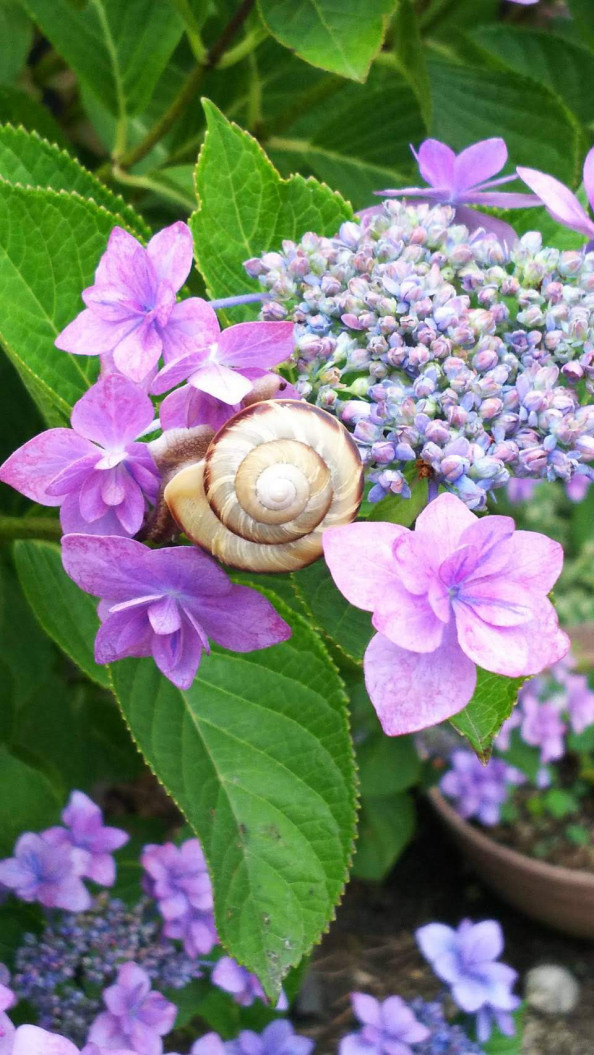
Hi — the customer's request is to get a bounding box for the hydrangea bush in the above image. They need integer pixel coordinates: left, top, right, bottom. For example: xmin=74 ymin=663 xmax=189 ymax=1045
xmin=0 ymin=0 xmax=591 ymax=1032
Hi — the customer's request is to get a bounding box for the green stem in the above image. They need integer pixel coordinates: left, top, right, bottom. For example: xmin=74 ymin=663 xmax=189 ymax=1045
xmin=113 ymin=166 xmax=196 ymax=211
xmin=0 ymin=516 xmax=62 ymax=542
xmin=117 ymin=0 xmax=257 ymax=172
xmin=169 ymin=0 xmax=208 ymax=62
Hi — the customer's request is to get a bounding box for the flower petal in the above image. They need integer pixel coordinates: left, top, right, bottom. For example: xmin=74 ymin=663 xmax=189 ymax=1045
xmin=12 ymin=1025 xmax=80 ymax=1055
xmin=61 ymin=534 xmax=157 ymax=600
xmin=413 ymin=492 xmax=476 ymax=566
xmin=113 ymin=318 xmax=163 ymax=382
xmin=516 ymin=166 xmax=594 ymax=238
xmin=454 ymin=596 xmax=570 ymax=677
xmin=364 ymin=625 xmax=477 ymax=735
xmin=55 ymin=308 xmax=139 ymax=356
xmin=71 ymin=374 xmax=155 ymax=448
xmin=373 ymin=582 xmax=447 ymax=653
xmin=190 ymin=361 xmax=253 ymax=404
xmin=190 ymin=584 xmax=291 ymax=653
xmin=216 ymin=321 xmax=294 ymax=371
xmin=146 ymin=221 xmax=193 ymax=291
xmin=453 ymin=138 xmax=507 ymax=193
xmin=323 ymin=521 xmax=408 ymax=612
xmin=159 ymin=297 xmax=220 ymax=364
xmin=0 ymin=429 xmax=94 ymax=506
xmin=414 ymin=139 xmax=456 ymax=190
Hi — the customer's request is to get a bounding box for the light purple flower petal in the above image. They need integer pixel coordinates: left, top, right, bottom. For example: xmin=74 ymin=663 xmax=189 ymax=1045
xmin=61 ymin=534 xmax=158 ymax=601
xmin=146 ymin=221 xmax=193 ymax=291
xmin=415 ymin=139 xmax=456 ymax=189
xmin=11 ymin=1025 xmax=80 ymax=1055
xmin=364 ymin=626 xmax=477 ymax=735
xmin=190 ymin=1033 xmax=227 ymax=1055
xmin=517 ymin=166 xmax=594 ymax=238
xmin=55 ymin=309 xmax=139 ymax=356
xmin=216 ymin=321 xmax=294 ymax=371
xmin=113 ymin=317 xmax=163 ymax=382
xmin=455 ymin=595 xmax=569 ymax=678
xmin=351 ymin=993 xmax=381 ymax=1029
xmin=322 ymin=521 xmax=408 ymax=611
xmin=452 ymin=138 xmax=508 ymax=194
xmin=60 ymin=495 xmax=129 ymax=537
xmin=0 ymin=430 xmax=95 ymax=506
xmin=159 ymin=298 xmax=220 ymax=364
xmin=452 ymin=206 xmax=520 ymax=246
xmin=190 ymin=584 xmax=291 ymax=653
xmin=189 ymin=361 xmax=253 ymax=404
xmin=71 ymin=374 xmax=155 ymax=449
xmin=416 ymin=923 xmax=456 ymax=964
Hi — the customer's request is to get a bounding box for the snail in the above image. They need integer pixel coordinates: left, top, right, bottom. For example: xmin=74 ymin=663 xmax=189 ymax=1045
xmin=162 ymin=399 xmax=364 ymax=572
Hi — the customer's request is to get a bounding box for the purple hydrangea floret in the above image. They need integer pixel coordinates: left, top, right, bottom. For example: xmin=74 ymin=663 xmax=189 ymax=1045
xmin=141 ymin=839 xmax=218 ymax=956
xmin=0 ymin=374 xmax=160 ymax=537
xmin=46 ymin=791 xmax=129 ymax=887
xmin=416 ymin=919 xmax=520 ymax=1043
xmin=60 ymin=534 xmax=291 ymax=690
xmin=55 ymin=222 xmax=204 ymax=384
xmin=339 ymin=992 xmax=430 ymax=1055
xmin=211 ymin=957 xmax=288 ymax=1010
xmin=0 ymin=832 xmax=90 ymax=912
xmin=439 ymin=751 xmax=523 ymax=826
xmin=87 ymin=961 xmax=176 ymax=1055
xmin=375 ymin=138 xmax=539 ymax=243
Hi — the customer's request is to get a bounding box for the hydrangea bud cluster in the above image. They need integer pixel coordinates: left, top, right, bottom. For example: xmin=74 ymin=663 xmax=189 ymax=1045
xmin=408 ymin=999 xmax=483 ymax=1055
xmin=246 ymin=201 xmax=594 ymax=508
xmin=439 ymin=751 xmax=524 ymax=826
xmin=13 ymin=894 xmax=201 ymax=1046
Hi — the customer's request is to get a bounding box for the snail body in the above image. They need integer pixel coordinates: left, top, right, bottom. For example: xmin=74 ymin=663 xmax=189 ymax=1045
xmin=163 ymin=399 xmax=364 ymax=572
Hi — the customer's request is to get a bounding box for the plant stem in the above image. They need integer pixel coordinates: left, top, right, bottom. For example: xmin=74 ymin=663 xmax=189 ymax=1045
xmin=116 ymin=0 xmax=257 ymax=172
xmin=0 ymin=516 xmax=62 ymax=542
xmin=209 ymin=292 xmax=265 ymax=309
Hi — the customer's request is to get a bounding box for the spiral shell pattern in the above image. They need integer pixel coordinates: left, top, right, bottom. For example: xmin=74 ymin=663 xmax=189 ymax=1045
xmin=163 ymin=399 xmax=364 ymax=572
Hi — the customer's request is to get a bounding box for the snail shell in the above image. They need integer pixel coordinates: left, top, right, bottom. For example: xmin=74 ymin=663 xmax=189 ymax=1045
xmin=163 ymin=399 xmax=364 ymax=572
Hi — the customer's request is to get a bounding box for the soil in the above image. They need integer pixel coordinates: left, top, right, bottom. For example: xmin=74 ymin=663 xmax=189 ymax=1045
xmin=485 ymin=785 xmax=594 ymax=872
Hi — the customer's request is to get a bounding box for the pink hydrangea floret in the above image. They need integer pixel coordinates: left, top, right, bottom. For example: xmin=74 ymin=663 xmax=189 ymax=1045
xmin=323 ymin=493 xmax=569 ymax=735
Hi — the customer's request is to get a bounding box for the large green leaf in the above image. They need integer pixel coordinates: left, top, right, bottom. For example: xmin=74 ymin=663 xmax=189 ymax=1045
xmin=470 ymin=27 xmax=594 ymax=127
xmin=13 ymin=540 xmax=108 ymax=688
xmin=268 ymin=67 xmax=424 ymax=208
xmin=0 ymin=125 xmax=148 ymax=237
xmin=450 ymin=668 xmax=525 ymax=761
xmin=429 ymin=60 xmax=582 ymax=184
xmin=357 ymin=733 xmax=420 ymax=798
xmin=0 ymin=1 xmax=32 ymax=83
xmin=109 ymin=599 xmax=356 ymax=999
xmin=392 ymin=0 xmax=431 ymax=128
xmin=191 ymin=101 xmax=352 ymax=313
xmin=258 ymin=0 xmax=398 ymax=82
xmin=567 ymin=0 xmax=594 ymax=47
xmin=0 ymin=744 xmax=61 ymax=854
xmin=0 ymin=554 xmax=53 ymax=707
xmin=292 ymin=561 xmax=371 ymax=664
xmin=0 ymin=183 xmax=131 ymax=423
xmin=23 ymin=0 xmax=184 ymax=118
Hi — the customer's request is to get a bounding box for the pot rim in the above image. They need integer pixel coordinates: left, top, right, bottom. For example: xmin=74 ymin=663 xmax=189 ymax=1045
xmin=429 ymin=787 xmax=594 ymax=888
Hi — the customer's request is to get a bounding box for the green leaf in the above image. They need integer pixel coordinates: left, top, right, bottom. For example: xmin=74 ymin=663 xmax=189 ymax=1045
xmin=351 ymin=791 xmax=415 ymax=881
xmin=0 ymin=87 xmax=66 ymax=146
xmin=258 ymin=0 xmax=398 ymax=82
xmin=366 ymin=476 xmax=429 ymax=526
xmin=268 ymin=66 xmax=424 ymax=209
xmin=0 ymin=125 xmax=149 ymax=237
xmin=0 ymin=183 xmax=132 ymax=423
xmin=392 ymin=0 xmax=431 ymax=128
xmin=567 ymin=0 xmax=594 ymax=47
xmin=429 ymin=60 xmax=582 ymax=184
xmin=0 ymin=744 xmax=61 ymax=854
xmin=543 ymin=788 xmax=578 ymax=820
xmin=23 ymin=0 xmax=184 ymax=117
xmin=470 ymin=27 xmax=594 ymax=128
xmin=0 ymin=900 xmax=42 ymax=969
xmin=14 ymin=540 xmax=109 ymax=688
xmin=0 ymin=353 xmax=44 ymax=514
xmin=12 ymin=675 xmax=143 ymax=794
xmin=191 ymin=100 xmax=352 ymax=313
xmin=450 ymin=668 xmax=525 ymax=761
xmin=0 ymin=1 xmax=33 ymax=83
xmin=357 ymin=733 xmax=420 ymax=798
xmin=109 ymin=599 xmax=357 ymax=999
xmin=0 ymin=554 xmax=54 ymax=706
xmin=292 ymin=561 xmax=371 ymax=664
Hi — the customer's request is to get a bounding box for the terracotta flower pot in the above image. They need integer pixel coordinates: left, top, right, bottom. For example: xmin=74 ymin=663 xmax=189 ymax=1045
xmin=429 ymin=788 xmax=594 ymax=939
